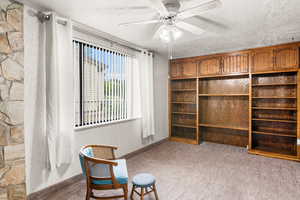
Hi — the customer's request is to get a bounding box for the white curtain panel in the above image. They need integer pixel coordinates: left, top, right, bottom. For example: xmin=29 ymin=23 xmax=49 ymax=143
xmin=45 ymin=13 xmax=75 ymax=169
xmin=27 ymin=13 xmax=74 ymax=170
xmin=138 ymin=51 xmax=155 ymax=138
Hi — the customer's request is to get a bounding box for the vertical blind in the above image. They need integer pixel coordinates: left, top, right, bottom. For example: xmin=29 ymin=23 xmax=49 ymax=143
xmin=73 ymin=40 xmax=132 ymax=127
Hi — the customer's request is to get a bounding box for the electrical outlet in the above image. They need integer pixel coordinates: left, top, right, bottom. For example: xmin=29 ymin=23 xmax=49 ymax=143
xmin=297 ymin=139 xmax=300 ymax=146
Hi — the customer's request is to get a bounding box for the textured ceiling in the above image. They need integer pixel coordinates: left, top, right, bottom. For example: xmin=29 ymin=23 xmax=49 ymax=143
xmin=22 ymin=0 xmax=300 ymax=58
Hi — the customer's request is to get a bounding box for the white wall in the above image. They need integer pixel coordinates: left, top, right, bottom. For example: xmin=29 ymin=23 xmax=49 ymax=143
xmin=24 ymin=6 xmax=169 ymax=194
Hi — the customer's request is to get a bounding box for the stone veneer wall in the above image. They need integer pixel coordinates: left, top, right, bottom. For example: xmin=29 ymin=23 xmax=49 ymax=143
xmin=0 ymin=0 xmax=25 ymax=199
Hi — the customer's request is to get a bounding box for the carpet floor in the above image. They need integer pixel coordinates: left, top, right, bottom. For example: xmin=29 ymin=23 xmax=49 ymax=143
xmin=43 ymin=141 xmax=300 ymax=200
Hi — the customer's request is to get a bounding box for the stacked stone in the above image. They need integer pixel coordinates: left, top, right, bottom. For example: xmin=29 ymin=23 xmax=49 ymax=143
xmin=0 ymin=0 xmax=25 ymax=199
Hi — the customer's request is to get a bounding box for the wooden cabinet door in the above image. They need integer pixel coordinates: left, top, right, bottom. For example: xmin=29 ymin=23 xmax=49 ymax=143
xmin=274 ymin=46 xmax=299 ymax=70
xmin=197 ymin=57 xmax=221 ymax=76
xmin=170 ymin=62 xmax=182 ymax=78
xmin=182 ymin=61 xmax=197 ymax=77
xmin=252 ymin=49 xmax=274 ymax=72
xmin=222 ymin=53 xmax=250 ymax=74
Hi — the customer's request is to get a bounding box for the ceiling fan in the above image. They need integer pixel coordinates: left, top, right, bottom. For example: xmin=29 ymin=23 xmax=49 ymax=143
xmin=118 ymin=0 xmax=222 ymax=43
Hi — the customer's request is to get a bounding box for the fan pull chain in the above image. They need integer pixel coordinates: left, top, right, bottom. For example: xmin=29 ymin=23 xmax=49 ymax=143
xmin=168 ymin=43 xmax=173 ymax=59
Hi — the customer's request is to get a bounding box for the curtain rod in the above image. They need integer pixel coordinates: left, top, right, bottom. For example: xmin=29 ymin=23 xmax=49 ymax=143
xmin=35 ymin=12 xmax=153 ymax=56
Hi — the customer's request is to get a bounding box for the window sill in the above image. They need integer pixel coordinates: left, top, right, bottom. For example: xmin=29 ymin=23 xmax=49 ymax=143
xmin=74 ymin=117 xmax=141 ymax=131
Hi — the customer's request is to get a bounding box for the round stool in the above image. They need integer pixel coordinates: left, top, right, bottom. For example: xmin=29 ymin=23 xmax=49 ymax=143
xmin=130 ymin=173 xmax=159 ymax=200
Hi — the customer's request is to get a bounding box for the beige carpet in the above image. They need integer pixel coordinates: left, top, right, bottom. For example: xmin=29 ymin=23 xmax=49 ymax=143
xmin=43 ymin=141 xmax=300 ymax=200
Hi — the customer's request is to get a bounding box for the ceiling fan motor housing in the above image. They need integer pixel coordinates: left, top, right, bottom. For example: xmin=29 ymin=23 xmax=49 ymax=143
xmin=164 ymin=1 xmax=181 ymax=16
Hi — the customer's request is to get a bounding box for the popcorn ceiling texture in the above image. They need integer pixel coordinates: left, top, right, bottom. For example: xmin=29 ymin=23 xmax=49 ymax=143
xmin=22 ymin=0 xmax=300 ymax=58
xmin=0 ymin=0 xmax=25 ymax=199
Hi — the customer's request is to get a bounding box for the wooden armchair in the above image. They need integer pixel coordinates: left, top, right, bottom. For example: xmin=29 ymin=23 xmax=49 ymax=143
xmin=79 ymin=145 xmax=128 ymax=200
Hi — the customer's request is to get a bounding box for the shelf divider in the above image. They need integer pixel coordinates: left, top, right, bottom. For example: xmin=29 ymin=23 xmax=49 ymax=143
xmin=171 ymin=102 xmax=196 ymax=104
xmin=199 ymin=94 xmax=249 ymax=97
xmin=252 ymin=107 xmax=297 ymax=110
xmin=199 ymin=123 xmax=248 ymax=131
xmin=172 ymin=112 xmax=197 ymax=115
xmin=252 ymin=83 xmax=297 ymax=87
xmin=172 ymin=89 xmax=197 ymax=92
xmin=252 ymin=118 xmax=297 ymax=123
xmin=252 ymin=131 xmax=296 ymax=138
xmin=173 ymin=123 xmax=197 ymax=129
xmin=251 ymin=68 xmax=299 ymax=75
xmin=198 ymin=73 xmax=249 ymax=79
xmin=252 ymin=96 xmax=296 ymax=99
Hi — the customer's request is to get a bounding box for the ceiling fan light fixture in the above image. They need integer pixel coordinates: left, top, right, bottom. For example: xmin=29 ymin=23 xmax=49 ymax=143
xmin=159 ymin=25 xmax=182 ymax=43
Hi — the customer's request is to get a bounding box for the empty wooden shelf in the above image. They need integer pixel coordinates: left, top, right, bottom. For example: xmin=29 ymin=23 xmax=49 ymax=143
xmin=199 ymin=123 xmax=248 ymax=131
xmin=252 ymin=83 xmax=297 ymax=87
xmin=198 ymin=73 xmax=249 ymax=79
xmin=171 ymin=102 xmax=196 ymax=104
xmin=252 ymin=131 xmax=296 ymax=138
xmin=251 ymin=68 xmax=299 ymax=75
xmin=252 ymin=107 xmax=297 ymax=110
xmin=171 ymin=77 xmax=197 ymax=80
xmin=252 ymin=118 xmax=296 ymax=123
xmin=199 ymin=94 xmax=249 ymax=97
xmin=172 ymin=124 xmax=197 ymax=129
xmin=252 ymin=97 xmax=296 ymax=99
xmin=172 ymin=112 xmax=197 ymax=115
xmin=172 ymin=89 xmax=197 ymax=92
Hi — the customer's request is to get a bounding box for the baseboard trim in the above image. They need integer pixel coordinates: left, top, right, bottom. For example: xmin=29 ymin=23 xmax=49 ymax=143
xmin=121 ymin=138 xmax=169 ymax=159
xmin=27 ymin=174 xmax=84 ymax=200
xmin=27 ymin=137 xmax=168 ymax=199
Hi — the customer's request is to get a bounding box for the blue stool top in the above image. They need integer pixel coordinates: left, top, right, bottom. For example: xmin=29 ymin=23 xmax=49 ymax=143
xmin=132 ymin=173 xmax=156 ymax=188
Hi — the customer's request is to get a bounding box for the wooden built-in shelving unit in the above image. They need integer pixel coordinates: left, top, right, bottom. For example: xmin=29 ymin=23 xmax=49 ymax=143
xmin=169 ymin=41 xmax=300 ymax=161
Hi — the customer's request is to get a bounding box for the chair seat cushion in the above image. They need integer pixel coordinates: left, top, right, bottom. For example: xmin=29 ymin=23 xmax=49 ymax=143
xmin=92 ymin=159 xmax=128 ymax=185
xmin=132 ymin=173 xmax=156 ymax=187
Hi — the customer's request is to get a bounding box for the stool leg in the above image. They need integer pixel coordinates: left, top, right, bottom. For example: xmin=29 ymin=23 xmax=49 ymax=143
xmin=141 ymin=188 xmax=145 ymax=200
xmin=153 ymin=184 xmax=159 ymax=200
xmin=130 ymin=185 xmax=136 ymax=200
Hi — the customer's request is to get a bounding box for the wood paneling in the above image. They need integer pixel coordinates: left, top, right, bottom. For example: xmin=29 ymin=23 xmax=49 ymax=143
xmin=222 ymin=53 xmax=250 ymax=74
xmin=199 ymin=96 xmax=249 ymax=129
xmin=199 ymin=77 xmax=249 ymax=94
xmin=182 ymin=61 xmax=197 ymax=77
xmin=170 ymin=62 xmax=182 ymax=78
xmin=201 ymin=127 xmax=248 ymax=147
xmin=170 ymin=61 xmax=197 ymax=78
xmin=252 ymin=134 xmax=297 ymax=156
xmin=172 ymin=127 xmax=196 ymax=140
xmin=274 ymin=46 xmax=299 ymax=70
xmin=252 ymin=49 xmax=274 ymax=72
xmin=197 ymin=57 xmax=221 ymax=76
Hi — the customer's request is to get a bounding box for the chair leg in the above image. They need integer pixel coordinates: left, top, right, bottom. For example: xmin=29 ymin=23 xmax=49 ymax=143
xmin=130 ymin=185 xmax=135 ymax=200
xmin=85 ymin=186 xmax=91 ymax=200
xmin=141 ymin=188 xmax=145 ymax=200
xmin=123 ymin=184 xmax=128 ymax=200
xmin=153 ymin=184 xmax=159 ymax=200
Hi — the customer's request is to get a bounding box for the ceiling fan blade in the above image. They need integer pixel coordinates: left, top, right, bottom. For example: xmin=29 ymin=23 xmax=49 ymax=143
xmin=178 ymin=0 xmax=222 ymax=19
xmin=153 ymin=25 xmax=164 ymax=40
xmin=147 ymin=0 xmax=169 ymax=16
xmin=98 ymin=6 xmax=151 ymax=11
xmin=119 ymin=19 xmax=160 ymax=27
xmin=191 ymin=16 xmax=228 ymax=33
xmin=176 ymin=21 xmax=204 ymax=35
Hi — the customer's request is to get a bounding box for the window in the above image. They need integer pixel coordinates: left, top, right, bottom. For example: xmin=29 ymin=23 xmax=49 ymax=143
xmin=73 ymin=40 xmax=134 ymax=127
